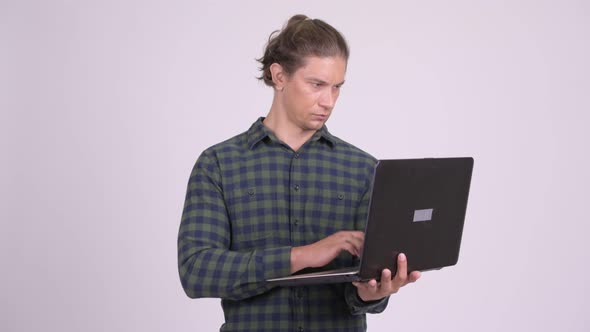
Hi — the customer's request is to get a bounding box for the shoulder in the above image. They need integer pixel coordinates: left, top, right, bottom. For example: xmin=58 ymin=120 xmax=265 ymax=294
xmin=329 ymin=134 xmax=377 ymax=166
xmin=199 ymin=118 xmax=264 ymax=159
xmin=201 ymin=130 xmax=249 ymax=158
xmin=189 ymin=129 xmax=250 ymax=177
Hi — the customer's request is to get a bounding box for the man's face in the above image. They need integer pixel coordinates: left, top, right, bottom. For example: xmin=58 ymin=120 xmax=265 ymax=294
xmin=280 ymin=56 xmax=347 ymax=132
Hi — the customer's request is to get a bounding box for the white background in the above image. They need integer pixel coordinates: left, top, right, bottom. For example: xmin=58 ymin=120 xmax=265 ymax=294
xmin=2 ymin=1 xmax=589 ymax=331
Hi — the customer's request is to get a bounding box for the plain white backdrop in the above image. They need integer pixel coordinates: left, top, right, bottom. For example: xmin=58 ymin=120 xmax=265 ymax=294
xmin=2 ymin=1 xmax=589 ymax=331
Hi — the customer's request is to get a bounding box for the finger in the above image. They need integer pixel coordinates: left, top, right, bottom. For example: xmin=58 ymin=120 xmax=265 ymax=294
xmin=379 ymin=268 xmax=394 ymax=293
xmin=367 ymin=279 xmax=378 ymax=289
xmin=347 ymin=232 xmax=364 ymax=252
xmin=381 ymin=268 xmax=392 ymax=282
xmin=408 ymin=271 xmax=421 ymax=283
xmin=350 ymin=240 xmax=363 ymax=256
xmin=340 ymin=241 xmax=361 ymax=257
xmin=355 ymin=231 xmax=365 ymax=242
xmin=340 ymin=233 xmax=364 ymax=256
xmin=352 ymin=279 xmax=377 ymax=290
xmin=395 ymin=253 xmax=408 ymax=284
xmin=336 ymin=230 xmax=364 ymax=240
xmin=348 ymin=230 xmax=365 ymax=239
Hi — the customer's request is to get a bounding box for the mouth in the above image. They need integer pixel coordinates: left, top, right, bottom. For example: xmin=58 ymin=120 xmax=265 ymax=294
xmin=312 ymin=114 xmax=329 ymax=121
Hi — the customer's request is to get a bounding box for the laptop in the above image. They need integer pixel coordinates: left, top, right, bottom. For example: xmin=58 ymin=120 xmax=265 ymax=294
xmin=266 ymin=157 xmax=474 ymax=287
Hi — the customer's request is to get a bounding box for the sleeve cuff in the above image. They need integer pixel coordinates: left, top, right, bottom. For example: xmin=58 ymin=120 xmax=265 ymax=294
xmin=345 ymin=283 xmax=390 ymax=315
xmin=260 ymin=246 xmax=293 ymax=280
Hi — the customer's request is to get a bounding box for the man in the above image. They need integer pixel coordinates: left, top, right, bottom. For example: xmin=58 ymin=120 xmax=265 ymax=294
xmin=178 ymin=14 xmax=420 ymax=331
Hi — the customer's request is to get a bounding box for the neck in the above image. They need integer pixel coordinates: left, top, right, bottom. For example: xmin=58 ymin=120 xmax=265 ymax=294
xmin=263 ymin=113 xmax=315 ymax=152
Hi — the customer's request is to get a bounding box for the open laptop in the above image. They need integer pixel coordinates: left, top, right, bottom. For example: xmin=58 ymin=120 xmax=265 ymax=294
xmin=266 ymin=157 xmax=474 ymax=287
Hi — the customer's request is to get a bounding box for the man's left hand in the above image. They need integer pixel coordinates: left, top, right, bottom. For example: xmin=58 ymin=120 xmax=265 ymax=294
xmin=352 ymin=253 xmax=421 ymax=302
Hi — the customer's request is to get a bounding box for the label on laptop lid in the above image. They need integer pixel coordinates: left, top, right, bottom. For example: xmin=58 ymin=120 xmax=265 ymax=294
xmin=413 ymin=208 xmax=433 ymax=222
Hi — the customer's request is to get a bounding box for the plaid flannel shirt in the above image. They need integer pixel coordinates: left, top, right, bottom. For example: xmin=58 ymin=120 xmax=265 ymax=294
xmin=178 ymin=118 xmax=389 ymax=331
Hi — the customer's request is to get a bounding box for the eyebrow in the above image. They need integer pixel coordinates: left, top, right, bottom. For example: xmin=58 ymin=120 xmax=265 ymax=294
xmin=306 ymin=77 xmax=346 ymax=86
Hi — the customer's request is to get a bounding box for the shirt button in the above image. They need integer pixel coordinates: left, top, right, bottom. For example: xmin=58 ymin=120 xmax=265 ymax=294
xmin=294 ymin=219 xmax=299 ymax=226
xmin=294 ymin=184 xmax=300 ymax=191
xmin=299 ymin=327 xmax=304 ymax=332
xmin=294 ymin=153 xmax=300 ymax=159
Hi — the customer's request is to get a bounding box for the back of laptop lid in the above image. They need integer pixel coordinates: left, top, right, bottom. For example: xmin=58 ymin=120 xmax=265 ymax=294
xmin=359 ymin=157 xmax=474 ymax=280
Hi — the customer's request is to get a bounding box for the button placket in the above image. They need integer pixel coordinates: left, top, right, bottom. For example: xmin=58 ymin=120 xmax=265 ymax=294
xmin=290 ymin=150 xmax=304 ymax=245
xmin=290 ymin=151 xmax=306 ymax=332
xmin=296 ymin=289 xmax=303 ymax=299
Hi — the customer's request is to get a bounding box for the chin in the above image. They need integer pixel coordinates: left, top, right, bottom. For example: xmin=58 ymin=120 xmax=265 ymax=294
xmin=306 ymin=122 xmax=325 ymax=130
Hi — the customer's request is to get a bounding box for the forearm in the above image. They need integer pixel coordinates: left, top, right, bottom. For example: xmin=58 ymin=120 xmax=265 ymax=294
xmin=179 ymin=242 xmax=291 ymax=301
xmin=290 ymin=245 xmax=308 ymax=274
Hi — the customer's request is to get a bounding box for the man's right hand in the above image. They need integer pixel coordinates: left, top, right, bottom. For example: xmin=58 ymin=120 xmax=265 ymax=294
xmin=290 ymin=231 xmax=364 ymax=274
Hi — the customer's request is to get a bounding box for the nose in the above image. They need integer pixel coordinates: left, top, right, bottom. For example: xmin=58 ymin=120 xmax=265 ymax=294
xmin=319 ymin=88 xmax=339 ymax=109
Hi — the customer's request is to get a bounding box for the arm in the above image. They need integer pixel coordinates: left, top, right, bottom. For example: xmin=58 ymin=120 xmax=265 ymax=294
xmin=343 ymin=182 xmax=390 ymax=314
xmin=177 ymin=153 xmax=292 ymax=301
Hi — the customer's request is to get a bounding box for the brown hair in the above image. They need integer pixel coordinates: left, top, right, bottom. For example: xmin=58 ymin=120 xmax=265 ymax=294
xmin=257 ymin=14 xmax=350 ymax=87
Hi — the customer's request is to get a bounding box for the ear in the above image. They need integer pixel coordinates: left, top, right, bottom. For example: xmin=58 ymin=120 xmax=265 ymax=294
xmin=269 ymin=63 xmax=287 ymax=91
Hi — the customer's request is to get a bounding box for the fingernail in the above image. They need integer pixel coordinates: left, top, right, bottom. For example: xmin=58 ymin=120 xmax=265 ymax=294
xmin=399 ymin=253 xmax=406 ymax=261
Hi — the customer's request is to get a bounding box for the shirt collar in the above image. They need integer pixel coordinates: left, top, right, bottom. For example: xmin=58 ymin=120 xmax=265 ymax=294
xmin=247 ymin=117 xmax=336 ymax=150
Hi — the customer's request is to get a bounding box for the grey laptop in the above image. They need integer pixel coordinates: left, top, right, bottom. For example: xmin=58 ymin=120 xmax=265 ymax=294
xmin=266 ymin=157 xmax=474 ymax=287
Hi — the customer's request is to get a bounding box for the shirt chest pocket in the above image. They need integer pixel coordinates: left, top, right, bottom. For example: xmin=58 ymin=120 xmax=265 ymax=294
xmin=225 ymin=187 xmax=289 ymax=250
xmin=302 ymin=189 xmax=363 ymax=238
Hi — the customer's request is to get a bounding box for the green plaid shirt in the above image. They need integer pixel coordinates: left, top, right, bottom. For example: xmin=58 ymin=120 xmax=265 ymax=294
xmin=178 ymin=118 xmax=389 ymax=331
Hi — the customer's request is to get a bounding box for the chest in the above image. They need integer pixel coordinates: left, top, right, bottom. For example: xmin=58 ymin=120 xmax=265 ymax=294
xmin=220 ymin=149 xmax=369 ymax=250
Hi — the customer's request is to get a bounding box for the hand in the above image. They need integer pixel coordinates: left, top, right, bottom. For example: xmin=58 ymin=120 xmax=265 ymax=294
xmin=352 ymin=253 xmax=421 ymax=302
xmin=290 ymin=231 xmax=364 ymax=274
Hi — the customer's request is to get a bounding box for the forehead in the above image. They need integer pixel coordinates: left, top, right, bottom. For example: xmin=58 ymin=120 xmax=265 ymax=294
xmin=294 ymin=56 xmax=347 ymax=83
